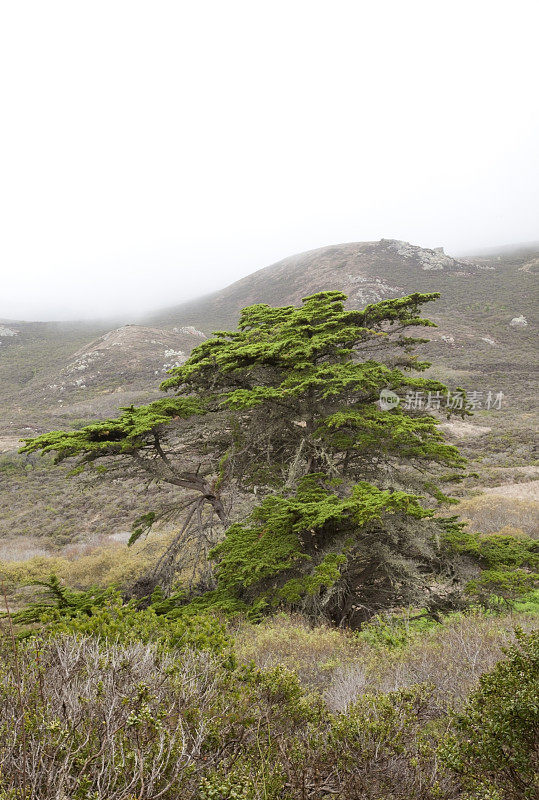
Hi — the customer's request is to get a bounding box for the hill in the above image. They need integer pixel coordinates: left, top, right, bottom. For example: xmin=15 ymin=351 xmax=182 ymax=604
xmin=147 ymin=239 xmax=486 ymax=330
xmin=146 ymin=238 xmax=537 ymax=412
xmin=0 ymin=322 xmax=205 ymax=437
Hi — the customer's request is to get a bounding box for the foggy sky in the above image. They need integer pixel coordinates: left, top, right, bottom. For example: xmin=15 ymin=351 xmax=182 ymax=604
xmin=1 ymin=1 xmax=538 ymax=322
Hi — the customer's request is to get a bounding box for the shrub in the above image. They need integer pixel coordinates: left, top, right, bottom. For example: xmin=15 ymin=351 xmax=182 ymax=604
xmin=466 ymin=567 xmax=538 ymax=606
xmin=326 ymin=611 xmax=536 ymax=711
xmin=442 ymin=526 xmax=538 ymax=608
xmin=0 ymin=636 xmax=225 ymax=799
xmin=5 ymin=576 xmax=232 ymax=657
xmin=278 ymin=684 xmax=457 ymax=800
xmin=0 ymin=613 xmax=537 ymax=800
xmin=443 ymin=629 xmax=539 ymax=800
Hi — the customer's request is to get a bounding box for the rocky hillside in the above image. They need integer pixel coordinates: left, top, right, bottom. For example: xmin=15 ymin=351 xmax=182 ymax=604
xmin=28 ymin=323 xmax=205 ymax=417
xmin=0 ymin=322 xmax=206 ymax=437
xmin=148 ymin=239 xmax=485 ymax=330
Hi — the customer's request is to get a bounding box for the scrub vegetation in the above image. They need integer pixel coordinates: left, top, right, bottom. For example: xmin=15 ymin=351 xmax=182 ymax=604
xmin=1 ymin=288 xmax=537 ymax=798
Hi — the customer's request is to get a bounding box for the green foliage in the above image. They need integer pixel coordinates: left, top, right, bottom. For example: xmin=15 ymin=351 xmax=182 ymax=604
xmin=444 ymin=629 xmax=539 ymax=799
xmin=467 ymin=568 xmax=538 ymax=606
xmin=316 ymin=405 xmax=463 ymax=469
xmin=477 ymin=532 xmax=539 ymax=570
xmin=6 ymin=574 xmax=116 ymax=625
xmin=198 ymin=766 xmax=263 ymax=800
xmin=159 ymin=290 xmax=465 ymax=493
xmin=55 ymin=602 xmax=231 ymax=657
xmin=513 ymin=589 xmax=539 ymax=615
xmin=196 ymin=475 xmax=446 ymax=621
xmin=445 ymin=528 xmax=538 ymax=569
xmin=20 ymin=396 xmax=204 ymax=463
xmin=355 ymin=609 xmax=444 ymax=649
xmin=162 ymin=291 xmax=456 ymax=420
xmin=129 ymin=511 xmax=157 ymax=546
xmin=5 ymin=576 xmax=231 ymax=656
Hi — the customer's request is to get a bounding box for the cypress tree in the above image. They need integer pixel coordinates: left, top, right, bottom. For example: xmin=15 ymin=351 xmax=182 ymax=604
xmin=23 ymin=291 xmax=469 ymax=622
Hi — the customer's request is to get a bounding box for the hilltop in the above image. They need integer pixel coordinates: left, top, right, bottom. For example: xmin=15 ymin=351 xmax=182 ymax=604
xmin=146 ymin=239 xmax=485 ymax=330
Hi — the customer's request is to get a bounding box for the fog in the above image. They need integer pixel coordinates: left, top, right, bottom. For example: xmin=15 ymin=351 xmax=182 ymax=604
xmin=1 ymin=1 xmax=537 ymax=321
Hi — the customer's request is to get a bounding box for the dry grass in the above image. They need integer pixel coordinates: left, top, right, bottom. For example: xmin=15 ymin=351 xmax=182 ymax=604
xmin=232 ymin=612 xmax=358 ymax=689
xmin=0 ymin=537 xmax=53 ymax=562
xmin=458 ymin=492 xmax=538 ymax=536
xmin=325 ymin=611 xmax=537 ymax=711
xmin=231 ymin=610 xmax=538 ymax=713
xmin=483 ymin=480 xmax=539 ymax=500
xmin=0 ymin=529 xmax=185 ymax=600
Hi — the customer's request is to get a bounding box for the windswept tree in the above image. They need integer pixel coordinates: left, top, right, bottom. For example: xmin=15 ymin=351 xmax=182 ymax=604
xmin=23 ymin=291 xmax=469 ymax=622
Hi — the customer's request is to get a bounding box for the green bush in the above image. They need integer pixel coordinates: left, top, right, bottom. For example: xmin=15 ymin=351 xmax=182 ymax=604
xmin=466 ymin=568 xmax=538 ymax=606
xmin=443 ymin=629 xmax=539 ymax=800
xmin=443 ymin=527 xmax=539 ymax=607
xmin=50 ymin=601 xmax=232 ymax=657
xmin=6 ymin=576 xmax=232 ymax=657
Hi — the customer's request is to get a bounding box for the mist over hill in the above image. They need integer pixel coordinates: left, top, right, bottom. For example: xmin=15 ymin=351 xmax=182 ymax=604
xmin=145 ymin=239 xmax=482 ymax=330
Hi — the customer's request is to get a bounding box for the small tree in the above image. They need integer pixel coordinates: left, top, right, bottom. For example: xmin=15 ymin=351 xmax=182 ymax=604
xmin=23 ymin=291 xmax=468 ymax=620
xmin=442 ymin=528 xmax=539 ymax=609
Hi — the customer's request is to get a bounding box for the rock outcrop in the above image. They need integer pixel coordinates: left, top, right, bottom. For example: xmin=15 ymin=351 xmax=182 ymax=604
xmin=509 ymin=315 xmax=528 ymax=328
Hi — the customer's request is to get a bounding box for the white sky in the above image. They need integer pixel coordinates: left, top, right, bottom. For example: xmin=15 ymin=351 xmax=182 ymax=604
xmin=1 ymin=0 xmax=537 ymax=321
